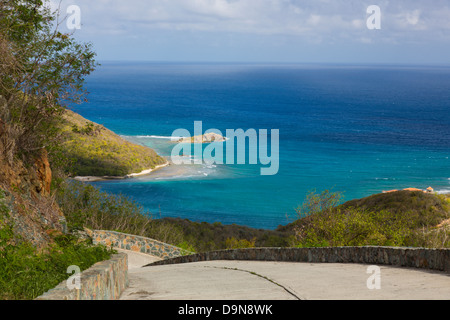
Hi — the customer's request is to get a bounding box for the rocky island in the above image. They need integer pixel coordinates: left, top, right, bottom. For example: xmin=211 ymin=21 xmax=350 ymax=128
xmin=175 ymin=133 xmax=226 ymax=144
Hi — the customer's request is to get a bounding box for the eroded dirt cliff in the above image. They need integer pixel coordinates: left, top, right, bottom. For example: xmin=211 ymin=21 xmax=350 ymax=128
xmin=0 ymin=142 xmax=66 ymax=250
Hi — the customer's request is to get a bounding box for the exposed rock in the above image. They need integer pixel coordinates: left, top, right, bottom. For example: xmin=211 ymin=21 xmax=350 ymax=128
xmin=176 ymin=133 xmax=226 ymax=144
xmin=32 ymin=149 xmax=52 ymax=195
xmin=403 ymin=188 xmax=424 ymax=192
xmin=437 ymin=219 xmax=450 ymax=229
xmin=0 ymin=124 xmax=66 ymax=249
xmin=383 ymin=189 xmax=398 ymax=194
xmin=383 ymin=187 xmax=436 ymax=194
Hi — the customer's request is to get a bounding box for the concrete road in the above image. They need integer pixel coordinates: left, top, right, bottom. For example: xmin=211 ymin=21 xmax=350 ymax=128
xmin=116 ymin=249 xmax=162 ymax=270
xmin=118 ymin=254 xmax=450 ymax=300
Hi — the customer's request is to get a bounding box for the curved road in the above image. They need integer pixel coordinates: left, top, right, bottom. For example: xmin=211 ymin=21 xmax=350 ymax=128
xmin=118 ymin=249 xmax=450 ymax=300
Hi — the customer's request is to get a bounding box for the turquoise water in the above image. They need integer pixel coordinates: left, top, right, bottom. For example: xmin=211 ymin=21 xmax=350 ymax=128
xmin=73 ymin=63 xmax=450 ymax=230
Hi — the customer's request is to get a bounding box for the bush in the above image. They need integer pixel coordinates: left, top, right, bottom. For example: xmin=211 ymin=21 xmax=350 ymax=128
xmin=295 ymin=207 xmax=411 ymax=248
xmin=56 ymin=179 xmax=151 ymax=234
xmin=55 ymin=178 xmax=186 ymax=248
xmin=225 ymin=237 xmax=256 ymax=249
xmin=295 ymin=189 xmax=343 ymax=219
xmin=0 ymin=220 xmax=114 ymax=300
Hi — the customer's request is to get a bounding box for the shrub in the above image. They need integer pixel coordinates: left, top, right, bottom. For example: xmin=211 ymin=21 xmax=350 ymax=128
xmin=296 ymin=189 xmax=343 ymax=219
xmin=56 ymin=179 xmax=152 ymax=234
xmin=294 ymin=207 xmax=411 ymax=248
xmin=225 ymin=237 xmax=257 ymax=249
xmin=0 ymin=221 xmax=114 ymax=300
xmin=55 ymin=179 xmax=187 ymax=248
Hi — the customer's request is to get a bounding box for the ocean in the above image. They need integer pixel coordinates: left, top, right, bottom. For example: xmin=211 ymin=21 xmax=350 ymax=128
xmin=72 ymin=62 xmax=450 ymax=230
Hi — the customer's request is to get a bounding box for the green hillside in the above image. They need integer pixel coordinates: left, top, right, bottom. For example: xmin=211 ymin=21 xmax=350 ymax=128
xmin=340 ymin=190 xmax=450 ymax=228
xmin=60 ymin=110 xmax=167 ymax=177
xmin=279 ymin=190 xmax=450 ymax=249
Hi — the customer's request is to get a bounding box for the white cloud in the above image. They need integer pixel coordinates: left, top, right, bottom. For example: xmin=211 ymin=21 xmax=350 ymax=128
xmin=43 ymin=0 xmax=450 ymax=62
xmin=406 ymin=10 xmax=421 ymax=25
xmin=46 ymin=0 xmax=450 ymax=39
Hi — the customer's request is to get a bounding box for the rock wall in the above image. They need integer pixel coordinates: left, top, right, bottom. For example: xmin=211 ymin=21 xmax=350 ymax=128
xmin=87 ymin=229 xmax=188 ymax=259
xmin=35 ymin=253 xmax=128 ymax=300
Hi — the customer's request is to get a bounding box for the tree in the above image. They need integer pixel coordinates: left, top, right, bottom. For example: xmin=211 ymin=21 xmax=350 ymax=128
xmin=0 ymin=0 xmax=97 ymax=164
xmin=295 ymin=189 xmax=343 ymax=219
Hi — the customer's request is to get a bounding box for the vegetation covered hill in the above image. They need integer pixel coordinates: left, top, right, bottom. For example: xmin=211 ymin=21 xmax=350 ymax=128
xmin=61 ymin=110 xmax=167 ymax=177
xmin=340 ymin=190 xmax=449 ymax=228
xmin=278 ymin=190 xmax=450 ymax=249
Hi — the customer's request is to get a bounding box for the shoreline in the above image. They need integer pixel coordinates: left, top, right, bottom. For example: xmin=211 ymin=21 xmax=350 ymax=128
xmin=73 ymin=161 xmax=171 ymax=182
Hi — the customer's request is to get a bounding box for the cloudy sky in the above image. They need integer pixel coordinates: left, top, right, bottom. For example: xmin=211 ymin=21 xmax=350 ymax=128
xmin=49 ymin=0 xmax=450 ymax=64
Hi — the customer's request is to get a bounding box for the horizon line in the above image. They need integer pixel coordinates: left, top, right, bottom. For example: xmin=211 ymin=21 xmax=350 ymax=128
xmin=94 ymin=60 xmax=450 ymax=67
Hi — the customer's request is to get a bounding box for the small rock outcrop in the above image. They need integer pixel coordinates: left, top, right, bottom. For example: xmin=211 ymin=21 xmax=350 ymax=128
xmin=383 ymin=187 xmax=435 ymax=194
xmin=176 ymin=133 xmax=226 ymax=144
xmin=31 ymin=149 xmax=52 ymax=195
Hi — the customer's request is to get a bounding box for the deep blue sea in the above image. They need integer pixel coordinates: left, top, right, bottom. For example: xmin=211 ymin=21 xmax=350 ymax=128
xmin=72 ymin=62 xmax=450 ymax=230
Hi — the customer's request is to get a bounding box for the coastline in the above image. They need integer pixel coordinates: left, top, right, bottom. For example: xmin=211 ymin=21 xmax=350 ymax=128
xmin=73 ymin=161 xmax=171 ymax=182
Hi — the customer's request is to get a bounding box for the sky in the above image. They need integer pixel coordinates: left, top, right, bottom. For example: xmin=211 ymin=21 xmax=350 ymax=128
xmin=48 ymin=0 xmax=450 ymax=64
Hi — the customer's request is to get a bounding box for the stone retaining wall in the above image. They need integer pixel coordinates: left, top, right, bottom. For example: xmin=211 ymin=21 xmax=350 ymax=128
xmin=147 ymin=247 xmax=450 ymax=273
xmin=88 ymin=230 xmax=187 ymax=259
xmin=35 ymin=253 xmax=128 ymax=300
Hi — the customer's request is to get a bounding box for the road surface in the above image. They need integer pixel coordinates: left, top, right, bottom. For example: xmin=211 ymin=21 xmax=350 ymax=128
xmin=117 ymin=249 xmax=450 ymax=300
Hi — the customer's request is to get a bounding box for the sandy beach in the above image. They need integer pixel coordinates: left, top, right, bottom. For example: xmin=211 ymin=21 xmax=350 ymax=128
xmin=73 ymin=161 xmax=171 ymax=182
